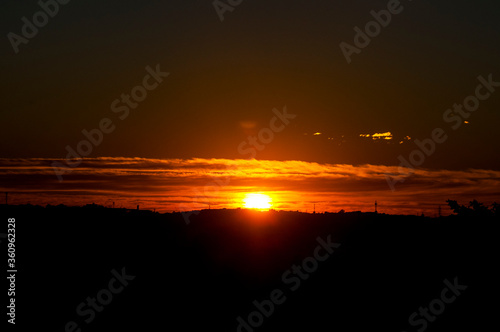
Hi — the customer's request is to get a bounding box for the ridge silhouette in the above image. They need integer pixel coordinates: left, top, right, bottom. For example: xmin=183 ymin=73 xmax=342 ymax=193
xmin=0 ymin=202 xmax=496 ymax=331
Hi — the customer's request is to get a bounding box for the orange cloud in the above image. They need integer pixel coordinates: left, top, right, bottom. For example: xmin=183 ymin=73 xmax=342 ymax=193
xmin=1 ymin=158 xmax=498 ymax=215
xmin=360 ymin=132 xmax=393 ymax=140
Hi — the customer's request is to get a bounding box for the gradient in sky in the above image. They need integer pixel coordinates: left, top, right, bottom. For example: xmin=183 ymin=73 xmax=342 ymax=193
xmin=1 ymin=0 xmax=499 ymax=213
xmin=1 ymin=157 xmax=499 ymax=216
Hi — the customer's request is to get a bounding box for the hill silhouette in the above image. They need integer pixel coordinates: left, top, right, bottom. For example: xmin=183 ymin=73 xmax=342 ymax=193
xmin=0 ymin=204 xmax=496 ymax=331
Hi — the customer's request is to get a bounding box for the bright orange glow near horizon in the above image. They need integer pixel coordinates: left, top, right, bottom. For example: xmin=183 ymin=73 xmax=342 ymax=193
xmin=2 ymin=157 xmax=500 ymax=216
xmin=243 ymin=193 xmax=272 ymax=210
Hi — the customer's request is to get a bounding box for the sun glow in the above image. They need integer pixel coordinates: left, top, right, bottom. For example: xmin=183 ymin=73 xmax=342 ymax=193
xmin=243 ymin=193 xmax=272 ymax=210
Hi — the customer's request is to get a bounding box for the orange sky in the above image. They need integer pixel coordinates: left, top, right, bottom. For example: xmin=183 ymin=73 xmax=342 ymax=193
xmin=1 ymin=157 xmax=499 ymax=216
xmin=2 ymin=2 xmax=500 ymax=215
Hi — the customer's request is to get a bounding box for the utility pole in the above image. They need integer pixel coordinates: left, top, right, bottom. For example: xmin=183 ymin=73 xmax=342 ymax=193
xmin=313 ymin=204 xmax=315 ymax=214
xmin=375 ymin=201 xmax=378 ymax=213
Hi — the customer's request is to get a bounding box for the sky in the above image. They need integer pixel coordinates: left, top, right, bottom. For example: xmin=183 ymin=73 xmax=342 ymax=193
xmin=2 ymin=157 xmax=500 ymax=215
xmin=1 ymin=0 xmax=500 ymax=213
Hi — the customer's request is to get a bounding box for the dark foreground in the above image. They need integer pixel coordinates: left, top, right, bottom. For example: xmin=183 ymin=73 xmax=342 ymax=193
xmin=1 ymin=205 xmax=497 ymax=331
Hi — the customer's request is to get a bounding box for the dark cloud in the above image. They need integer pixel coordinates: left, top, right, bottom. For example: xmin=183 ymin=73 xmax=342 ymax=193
xmin=1 ymin=158 xmax=498 ymax=215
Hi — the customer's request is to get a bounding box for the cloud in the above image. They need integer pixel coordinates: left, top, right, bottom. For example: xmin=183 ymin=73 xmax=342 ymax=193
xmin=1 ymin=158 xmax=499 ymax=215
xmin=360 ymin=132 xmax=393 ymax=140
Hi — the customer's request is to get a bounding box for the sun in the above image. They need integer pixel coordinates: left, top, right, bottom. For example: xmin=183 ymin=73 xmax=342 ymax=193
xmin=243 ymin=193 xmax=272 ymax=210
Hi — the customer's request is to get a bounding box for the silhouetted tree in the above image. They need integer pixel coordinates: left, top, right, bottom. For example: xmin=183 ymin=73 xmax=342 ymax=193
xmin=491 ymin=202 xmax=499 ymax=217
xmin=446 ymin=199 xmax=495 ymax=217
xmin=468 ymin=200 xmax=492 ymax=216
xmin=446 ymin=200 xmax=469 ymax=216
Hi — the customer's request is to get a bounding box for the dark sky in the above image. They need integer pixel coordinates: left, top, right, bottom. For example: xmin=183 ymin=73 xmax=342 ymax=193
xmin=2 ymin=0 xmax=500 ymax=170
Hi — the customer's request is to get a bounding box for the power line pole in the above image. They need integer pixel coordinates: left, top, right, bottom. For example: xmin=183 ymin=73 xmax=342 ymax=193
xmin=375 ymin=200 xmax=378 ymax=213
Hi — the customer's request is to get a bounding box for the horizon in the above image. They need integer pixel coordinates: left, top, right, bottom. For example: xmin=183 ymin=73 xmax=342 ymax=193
xmin=0 ymin=202 xmax=492 ymax=219
xmin=2 ymin=156 xmax=499 ymax=216
xmin=2 ymin=1 xmax=500 ymax=216
xmin=2 ymin=2 xmax=499 ymax=330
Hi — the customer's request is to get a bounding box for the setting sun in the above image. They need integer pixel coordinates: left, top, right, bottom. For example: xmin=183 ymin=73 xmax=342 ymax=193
xmin=243 ymin=193 xmax=272 ymax=210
